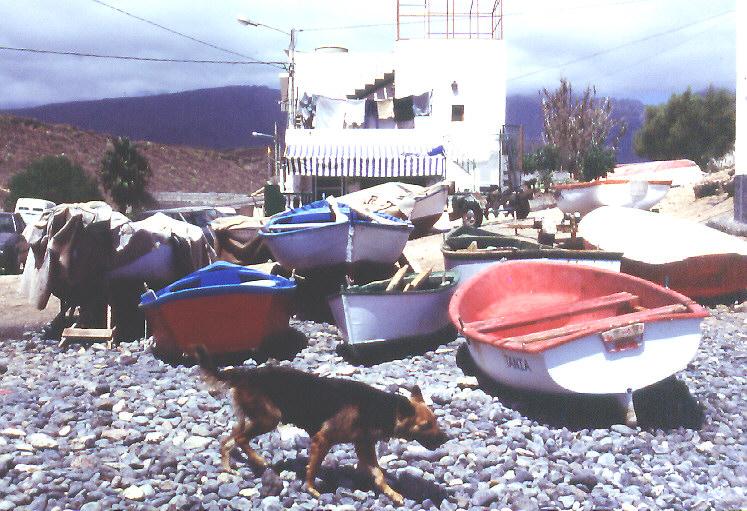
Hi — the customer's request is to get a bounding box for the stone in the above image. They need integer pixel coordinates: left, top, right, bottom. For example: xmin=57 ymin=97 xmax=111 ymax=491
xmin=184 ymin=435 xmax=212 ymax=450
xmin=26 ymin=433 xmax=58 ymax=449
xmin=122 ymin=485 xmax=145 ymax=500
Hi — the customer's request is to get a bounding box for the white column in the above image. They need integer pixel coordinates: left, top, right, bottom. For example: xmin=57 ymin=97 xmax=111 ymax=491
xmin=737 ymin=2 xmax=746 ymax=221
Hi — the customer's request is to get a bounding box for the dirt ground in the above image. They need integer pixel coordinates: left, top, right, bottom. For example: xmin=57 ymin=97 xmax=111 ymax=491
xmin=0 ymin=274 xmax=59 ymax=340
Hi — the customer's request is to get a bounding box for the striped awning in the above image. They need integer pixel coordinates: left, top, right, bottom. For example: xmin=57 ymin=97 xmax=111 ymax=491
xmin=284 ymin=136 xmax=446 ymax=178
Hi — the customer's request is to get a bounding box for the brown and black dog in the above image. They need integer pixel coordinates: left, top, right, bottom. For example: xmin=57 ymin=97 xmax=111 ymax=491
xmin=193 ymin=346 xmax=448 ymax=504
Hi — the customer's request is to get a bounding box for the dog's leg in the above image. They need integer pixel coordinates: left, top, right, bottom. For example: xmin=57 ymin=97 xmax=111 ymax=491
xmin=305 ymin=431 xmax=332 ymax=499
xmin=234 ymin=401 xmax=281 ymax=471
xmin=220 ymin=419 xmax=245 ymax=474
xmin=354 ymin=440 xmax=404 ymax=506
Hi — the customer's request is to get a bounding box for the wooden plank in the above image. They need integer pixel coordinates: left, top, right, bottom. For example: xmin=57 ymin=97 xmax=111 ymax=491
xmin=61 ymin=328 xmax=114 ymax=339
xmin=467 ymin=292 xmax=639 ymax=334
xmin=491 ymin=304 xmax=689 ymax=347
xmin=385 ymin=264 xmax=410 ymax=292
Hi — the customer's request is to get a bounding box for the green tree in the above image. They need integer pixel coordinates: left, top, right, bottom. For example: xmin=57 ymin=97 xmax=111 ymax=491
xmin=5 ymin=155 xmax=101 ymax=210
xmin=541 ymin=78 xmax=625 ymax=179
xmin=634 ymin=87 xmax=735 ymax=169
xmin=581 ymin=144 xmax=616 ymax=181
xmin=99 ymin=137 xmax=152 ymax=212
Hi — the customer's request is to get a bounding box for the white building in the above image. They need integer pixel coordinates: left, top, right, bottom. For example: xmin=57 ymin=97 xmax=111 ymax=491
xmin=279 ymin=1 xmax=508 ymax=203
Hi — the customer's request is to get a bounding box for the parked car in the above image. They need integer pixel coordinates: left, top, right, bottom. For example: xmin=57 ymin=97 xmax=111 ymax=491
xmin=0 ymin=212 xmax=28 ymax=274
xmin=14 ymin=197 xmax=55 ymax=227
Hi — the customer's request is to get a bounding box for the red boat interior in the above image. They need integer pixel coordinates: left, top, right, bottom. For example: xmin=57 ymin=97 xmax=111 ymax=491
xmin=450 ymin=262 xmax=708 ymax=353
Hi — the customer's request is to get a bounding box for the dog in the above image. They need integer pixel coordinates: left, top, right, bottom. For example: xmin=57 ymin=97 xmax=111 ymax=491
xmin=193 ymin=346 xmax=448 ymax=505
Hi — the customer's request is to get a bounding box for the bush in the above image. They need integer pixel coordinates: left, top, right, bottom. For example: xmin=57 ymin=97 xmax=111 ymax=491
xmin=634 ymin=87 xmax=735 ymax=169
xmin=581 ymin=144 xmax=616 ymax=182
xmin=5 ymin=156 xmax=101 ymax=210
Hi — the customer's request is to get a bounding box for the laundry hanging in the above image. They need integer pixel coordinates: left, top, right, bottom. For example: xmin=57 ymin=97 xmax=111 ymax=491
xmin=413 ymin=91 xmax=432 ymax=116
xmin=314 ymin=96 xmax=348 ymax=129
xmin=376 ymin=98 xmax=395 ymax=120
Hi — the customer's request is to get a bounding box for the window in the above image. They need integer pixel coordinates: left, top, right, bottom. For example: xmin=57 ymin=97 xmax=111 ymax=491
xmin=452 ymin=105 xmax=464 ymax=122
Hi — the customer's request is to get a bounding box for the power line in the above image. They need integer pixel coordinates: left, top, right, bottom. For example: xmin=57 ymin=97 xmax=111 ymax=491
xmin=508 ymin=9 xmax=734 ymax=82
xmin=0 ymin=46 xmax=284 ymax=65
xmin=89 ymin=0 xmax=283 ymax=69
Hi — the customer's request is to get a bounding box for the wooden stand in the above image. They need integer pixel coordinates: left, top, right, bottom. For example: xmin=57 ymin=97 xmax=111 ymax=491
xmin=59 ymin=306 xmax=115 ymax=349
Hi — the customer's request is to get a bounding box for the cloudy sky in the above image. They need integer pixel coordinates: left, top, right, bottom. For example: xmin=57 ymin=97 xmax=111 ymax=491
xmin=0 ymin=0 xmax=736 ymax=109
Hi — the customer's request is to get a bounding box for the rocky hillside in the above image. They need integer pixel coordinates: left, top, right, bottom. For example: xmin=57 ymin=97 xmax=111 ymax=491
xmin=0 ymin=115 xmax=269 ymax=209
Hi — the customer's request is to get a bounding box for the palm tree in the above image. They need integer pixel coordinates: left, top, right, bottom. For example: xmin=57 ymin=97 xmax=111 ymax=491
xmin=99 ymin=137 xmax=151 ymax=213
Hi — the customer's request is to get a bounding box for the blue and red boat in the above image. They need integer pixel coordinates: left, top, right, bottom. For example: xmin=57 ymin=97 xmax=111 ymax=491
xmin=140 ymin=262 xmax=296 ymax=356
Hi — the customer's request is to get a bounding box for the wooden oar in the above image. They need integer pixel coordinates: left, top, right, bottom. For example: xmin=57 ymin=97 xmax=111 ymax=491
xmin=385 ymin=264 xmax=410 ymax=292
xmin=403 ymin=265 xmax=433 ymax=292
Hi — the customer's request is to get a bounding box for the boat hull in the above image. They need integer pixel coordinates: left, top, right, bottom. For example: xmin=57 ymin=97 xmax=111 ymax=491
xmin=410 ymin=185 xmax=448 ymax=236
xmin=579 ymin=206 xmax=747 ymax=298
xmin=144 ymin=291 xmax=293 ymax=356
xmin=140 ymin=262 xmax=295 ymax=356
xmin=260 ymin=200 xmax=413 ymax=271
xmin=556 ymin=180 xmax=671 ymax=216
xmin=441 ymin=227 xmax=622 ymax=284
xmin=466 ymin=316 xmax=702 ymax=394
xmin=445 ymin=256 xmax=621 ymax=284
xmin=329 ymin=274 xmax=457 ymax=345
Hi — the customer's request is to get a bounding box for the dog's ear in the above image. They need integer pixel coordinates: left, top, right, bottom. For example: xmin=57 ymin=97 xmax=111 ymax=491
xmin=410 ymin=385 xmax=424 ymax=403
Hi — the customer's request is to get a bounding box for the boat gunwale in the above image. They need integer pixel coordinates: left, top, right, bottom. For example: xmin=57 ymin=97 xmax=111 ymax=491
xmin=554 ymin=179 xmax=673 ymax=190
xmin=333 ymin=272 xmax=459 ymax=297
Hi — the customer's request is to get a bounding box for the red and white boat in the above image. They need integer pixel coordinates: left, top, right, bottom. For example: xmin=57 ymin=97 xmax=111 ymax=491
xmin=449 ymin=261 xmax=708 ymax=425
xmin=610 ymin=159 xmax=704 ymax=187
xmin=579 ymin=206 xmax=747 ymax=299
xmin=555 ymin=179 xmax=672 ymax=216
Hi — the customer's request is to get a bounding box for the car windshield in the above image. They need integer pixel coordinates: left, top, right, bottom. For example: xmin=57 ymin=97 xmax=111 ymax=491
xmin=0 ymin=216 xmax=15 ymax=233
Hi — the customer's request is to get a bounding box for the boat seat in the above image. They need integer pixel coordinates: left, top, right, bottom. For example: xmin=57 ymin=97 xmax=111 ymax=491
xmin=499 ymin=303 xmax=689 ymax=351
xmin=466 ymin=292 xmax=640 ymax=334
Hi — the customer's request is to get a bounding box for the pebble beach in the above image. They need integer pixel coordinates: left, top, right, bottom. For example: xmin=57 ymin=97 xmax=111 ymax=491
xmin=0 ymin=304 xmax=745 ymax=511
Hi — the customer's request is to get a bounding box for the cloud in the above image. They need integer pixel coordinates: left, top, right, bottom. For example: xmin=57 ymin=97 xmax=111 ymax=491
xmin=0 ymin=0 xmax=737 ymax=108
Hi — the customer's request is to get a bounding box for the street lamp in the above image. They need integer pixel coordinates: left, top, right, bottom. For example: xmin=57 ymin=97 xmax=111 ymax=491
xmin=250 ymin=127 xmax=280 ymax=182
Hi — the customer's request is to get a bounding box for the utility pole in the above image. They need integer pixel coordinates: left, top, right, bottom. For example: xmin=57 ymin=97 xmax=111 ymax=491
xmin=736 ymin=1 xmax=746 ymax=224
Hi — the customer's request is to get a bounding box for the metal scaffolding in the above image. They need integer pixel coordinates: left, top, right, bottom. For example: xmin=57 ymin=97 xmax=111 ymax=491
xmin=397 ymin=0 xmax=503 ymax=41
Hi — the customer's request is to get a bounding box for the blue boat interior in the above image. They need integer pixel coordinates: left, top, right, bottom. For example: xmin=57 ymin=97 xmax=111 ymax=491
xmin=139 ymin=261 xmax=295 ymax=307
xmin=268 ymin=200 xmax=406 ymax=226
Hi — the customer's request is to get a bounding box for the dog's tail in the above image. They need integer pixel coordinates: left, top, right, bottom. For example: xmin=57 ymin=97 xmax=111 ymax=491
xmin=192 ymin=345 xmax=227 ymax=389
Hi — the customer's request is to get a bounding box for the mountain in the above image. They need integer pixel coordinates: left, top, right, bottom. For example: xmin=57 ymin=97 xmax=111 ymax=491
xmin=506 ymin=94 xmax=646 ymax=164
xmin=0 ymin=115 xmax=270 ymax=208
xmin=6 ymin=85 xmax=286 ymax=151
xmin=5 ymin=86 xmax=646 ymax=163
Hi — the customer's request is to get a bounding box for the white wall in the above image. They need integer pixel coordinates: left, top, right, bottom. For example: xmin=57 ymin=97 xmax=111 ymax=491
xmin=292 ymin=50 xmax=393 ymax=100
xmin=395 ymin=39 xmax=506 ymax=189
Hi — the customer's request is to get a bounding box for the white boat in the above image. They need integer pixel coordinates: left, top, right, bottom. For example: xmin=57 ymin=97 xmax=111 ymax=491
xmin=441 ymin=226 xmax=622 ymax=283
xmin=259 ymin=199 xmax=413 ymax=272
xmin=579 ymin=206 xmax=747 ymax=299
xmin=449 ymin=261 xmax=708 ymax=425
xmin=555 ymin=179 xmax=672 ymax=216
xmin=329 ymin=268 xmax=458 ymax=348
xmin=339 ymin=182 xmax=448 ymax=236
